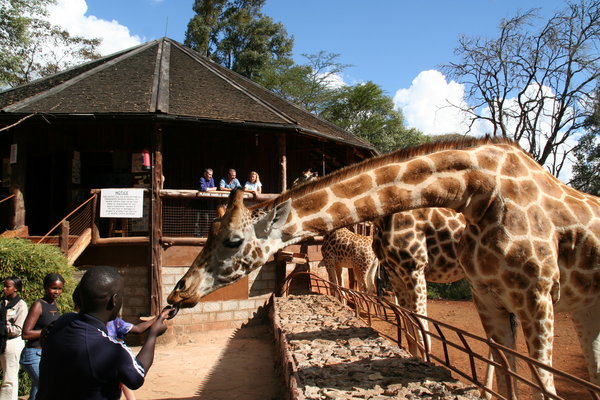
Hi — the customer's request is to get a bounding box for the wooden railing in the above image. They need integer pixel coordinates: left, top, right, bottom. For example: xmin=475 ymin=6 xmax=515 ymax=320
xmin=281 ymin=272 xmax=600 ymax=400
xmin=36 ymin=194 xmax=96 ymax=263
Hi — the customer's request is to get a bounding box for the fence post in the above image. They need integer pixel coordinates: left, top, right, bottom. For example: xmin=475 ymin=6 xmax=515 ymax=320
xmin=59 ymin=221 xmax=70 ymax=255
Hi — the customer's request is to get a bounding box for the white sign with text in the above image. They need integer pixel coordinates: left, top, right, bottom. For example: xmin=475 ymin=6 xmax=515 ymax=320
xmin=100 ymin=189 xmax=144 ymax=218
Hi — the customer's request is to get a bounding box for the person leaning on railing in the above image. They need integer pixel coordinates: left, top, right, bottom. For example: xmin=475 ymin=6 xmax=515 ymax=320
xmin=199 ymin=168 xmax=217 ymax=192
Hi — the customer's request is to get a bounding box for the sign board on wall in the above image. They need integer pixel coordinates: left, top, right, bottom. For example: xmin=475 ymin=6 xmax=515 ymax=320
xmin=100 ymin=189 xmax=144 ymax=218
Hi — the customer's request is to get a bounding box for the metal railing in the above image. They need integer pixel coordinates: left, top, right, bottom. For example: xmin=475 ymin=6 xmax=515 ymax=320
xmin=280 ymin=272 xmax=600 ymax=400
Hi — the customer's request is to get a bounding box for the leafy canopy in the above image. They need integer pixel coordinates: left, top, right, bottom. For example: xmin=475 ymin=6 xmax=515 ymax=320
xmin=185 ymin=0 xmax=293 ymax=80
xmin=0 ymin=0 xmax=101 ymax=87
xmin=321 ymin=81 xmax=429 ymax=153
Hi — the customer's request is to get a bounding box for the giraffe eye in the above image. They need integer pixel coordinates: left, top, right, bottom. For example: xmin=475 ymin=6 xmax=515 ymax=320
xmin=223 ymin=238 xmax=243 ymax=248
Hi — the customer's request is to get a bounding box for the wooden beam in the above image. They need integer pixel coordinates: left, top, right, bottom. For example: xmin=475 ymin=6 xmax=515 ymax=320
xmin=10 ymin=186 xmax=25 ymax=229
xmin=59 ymin=221 xmax=69 ymax=255
xmin=67 ymin=228 xmax=92 ymax=264
xmin=150 ymin=125 xmax=164 ymax=315
xmin=92 ymin=237 xmax=150 ymax=245
xmin=160 ymin=237 xmax=207 ymax=246
xmin=277 ymin=134 xmax=287 ymax=192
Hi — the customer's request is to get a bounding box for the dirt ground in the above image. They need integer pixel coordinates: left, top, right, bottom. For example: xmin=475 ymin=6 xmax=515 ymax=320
xmin=128 ymin=323 xmax=281 ymax=400
xmin=127 ymin=300 xmax=587 ymax=400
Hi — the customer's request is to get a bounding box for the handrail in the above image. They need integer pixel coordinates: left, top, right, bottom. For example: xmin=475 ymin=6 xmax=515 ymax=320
xmin=37 ymin=194 xmax=97 ymax=244
xmin=0 ymin=194 xmax=15 ymax=204
xmin=281 ymin=272 xmax=600 ymax=400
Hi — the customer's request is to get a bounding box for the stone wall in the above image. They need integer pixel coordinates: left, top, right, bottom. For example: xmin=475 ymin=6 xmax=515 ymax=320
xmin=160 ymin=245 xmax=278 ymax=341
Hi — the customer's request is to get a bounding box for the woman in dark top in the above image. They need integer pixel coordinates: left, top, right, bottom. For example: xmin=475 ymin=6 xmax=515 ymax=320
xmin=20 ymin=273 xmax=64 ymax=400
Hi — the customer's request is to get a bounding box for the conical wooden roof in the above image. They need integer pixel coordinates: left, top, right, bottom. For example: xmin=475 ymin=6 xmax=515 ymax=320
xmin=0 ymin=37 xmax=375 ymax=151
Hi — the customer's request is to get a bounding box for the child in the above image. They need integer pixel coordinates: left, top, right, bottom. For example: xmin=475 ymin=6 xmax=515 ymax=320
xmin=107 ymin=315 xmax=164 ymax=400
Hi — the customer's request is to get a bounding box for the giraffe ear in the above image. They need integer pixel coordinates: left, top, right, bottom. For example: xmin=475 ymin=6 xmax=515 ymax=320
xmin=254 ymin=200 xmax=291 ymax=239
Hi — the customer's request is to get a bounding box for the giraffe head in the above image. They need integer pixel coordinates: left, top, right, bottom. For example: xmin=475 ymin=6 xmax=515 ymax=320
xmin=292 ymin=169 xmax=318 ymax=187
xmin=167 ymin=189 xmax=291 ymax=308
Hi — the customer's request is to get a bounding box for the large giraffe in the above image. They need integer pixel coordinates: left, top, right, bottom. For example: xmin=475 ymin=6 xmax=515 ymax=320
xmin=168 ymin=138 xmax=600 ymax=396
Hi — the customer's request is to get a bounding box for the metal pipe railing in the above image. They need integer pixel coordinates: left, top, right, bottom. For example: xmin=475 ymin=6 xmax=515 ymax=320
xmin=280 ymin=271 xmax=600 ymax=400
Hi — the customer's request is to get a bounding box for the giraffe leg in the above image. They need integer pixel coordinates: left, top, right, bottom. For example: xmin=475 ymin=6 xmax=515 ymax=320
xmin=570 ymin=302 xmax=600 ymax=385
xmin=471 ymin=292 xmax=518 ymax=399
xmin=383 ymin=261 xmax=430 ymax=357
xmin=518 ymin=290 xmax=557 ymax=400
xmin=364 ymin=257 xmax=379 ymax=295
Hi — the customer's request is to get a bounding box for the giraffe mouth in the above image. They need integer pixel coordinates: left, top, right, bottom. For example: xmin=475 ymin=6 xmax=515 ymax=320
xmin=166 ymin=302 xmax=181 ymax=319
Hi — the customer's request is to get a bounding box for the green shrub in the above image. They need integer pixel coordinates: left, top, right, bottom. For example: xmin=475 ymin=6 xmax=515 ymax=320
xmin=0 ymin=237 xmax=77 ymax=395
xmin=0 ymin=237 xmax=76 ymax=312
xmin=428 ymin=279 xmax=472 ymax=300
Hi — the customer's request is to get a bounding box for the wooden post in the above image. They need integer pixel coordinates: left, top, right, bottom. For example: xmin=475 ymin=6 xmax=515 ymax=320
xmin=59 ymin=221 xmax=70 ymax=255
xmin=277 ymin=134 xmax=287 ymax=192
xmin=10 ymin=186 xmax=25 ymax=229
xmin=275 ymin=253 xmax=286 ymax=297
xmin=150 ymin=125 xmax=164 ymax=315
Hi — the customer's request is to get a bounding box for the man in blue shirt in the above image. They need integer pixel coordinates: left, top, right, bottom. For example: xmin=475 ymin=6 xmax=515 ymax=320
xmin=37 ymin=266 xmax=170 ymax=400
xmin=219 ymin=168 xmax=242 ymax=191
xmin=199 ymin=168 xmax=217 ymax=192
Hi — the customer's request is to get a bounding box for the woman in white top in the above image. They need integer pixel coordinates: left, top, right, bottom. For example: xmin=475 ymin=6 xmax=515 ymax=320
xmin=244 ymin=171 xmax=262 ymax=195
xmin=0 ymin=276 xmax=27 ymax=400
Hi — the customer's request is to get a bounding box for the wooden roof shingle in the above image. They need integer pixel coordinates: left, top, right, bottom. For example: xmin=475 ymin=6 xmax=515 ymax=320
xmin=0 ymin=37 xmax=375 ymax=151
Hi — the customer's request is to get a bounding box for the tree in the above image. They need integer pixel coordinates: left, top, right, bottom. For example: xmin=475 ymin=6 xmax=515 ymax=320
xmin=321 ymin=81 xmax=428 ymax=153
xmin=444 ymin=0 xmax=600 ymax=177
xmin=185 ymin=0 xmax=293 ymax=80
xmin=570 ymin=90 xmax=600 ymax=194
xmin=259 ymin=51 xmax=348 ymax=114
xmin=0 ymin=0 xmax=101 ymax=87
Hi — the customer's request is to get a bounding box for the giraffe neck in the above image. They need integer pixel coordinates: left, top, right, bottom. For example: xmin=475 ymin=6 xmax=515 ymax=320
xmin=269 ymin=140 xmax=519 ymax=244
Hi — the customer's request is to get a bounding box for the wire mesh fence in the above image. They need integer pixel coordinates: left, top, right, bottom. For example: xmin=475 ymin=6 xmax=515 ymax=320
xmin=162 ymin=197 xmax=223 ymax=238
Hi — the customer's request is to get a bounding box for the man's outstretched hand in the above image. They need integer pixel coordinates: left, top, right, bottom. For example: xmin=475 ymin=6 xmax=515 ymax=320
xmin=149 ymin=306 xmax=171 ymax=337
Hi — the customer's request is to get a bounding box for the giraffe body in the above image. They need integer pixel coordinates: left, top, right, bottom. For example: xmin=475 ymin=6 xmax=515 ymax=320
xmin=372 ymin=208 xmax=467 ymax=357
xmin=373 ymin=208 xmax=466 ymax=314
xmin=318 ymin=228 xmax=379 ymax=293
xmin=168 ymin=138 xmax=600 ymax=396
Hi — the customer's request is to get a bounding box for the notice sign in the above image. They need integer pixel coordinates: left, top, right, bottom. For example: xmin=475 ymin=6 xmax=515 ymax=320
xmin=100 ymin=189 xmax=144 ymax=218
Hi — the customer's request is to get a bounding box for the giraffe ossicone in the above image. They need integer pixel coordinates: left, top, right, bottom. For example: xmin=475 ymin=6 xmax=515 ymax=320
xmin=168 ymin=137 xmax=600 ymax=397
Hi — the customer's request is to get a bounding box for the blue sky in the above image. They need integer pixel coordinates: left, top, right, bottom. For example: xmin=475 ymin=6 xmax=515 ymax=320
xmin=48 ymin=0 xmax=568 ymax=136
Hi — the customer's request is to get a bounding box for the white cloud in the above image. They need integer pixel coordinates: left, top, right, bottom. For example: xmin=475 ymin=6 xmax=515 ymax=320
xmin=46 ymin=0 xmax=143 ymax=55
xmin=394 ymin=72 xmax=577 ymax=182
xmin=393 ymin=70 xmax=488 ymax=136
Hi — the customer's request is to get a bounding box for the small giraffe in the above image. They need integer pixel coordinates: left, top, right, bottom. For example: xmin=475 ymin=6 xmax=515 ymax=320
xmin=318 ymin=227 xmax=379 ymax=294
xmin=168 ymin=137 xmax=600 ymax=397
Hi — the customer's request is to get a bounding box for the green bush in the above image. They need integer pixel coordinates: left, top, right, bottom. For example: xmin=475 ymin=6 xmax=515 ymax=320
xmin=0 ymin=237 xmax=77 ymax=395
xmin=0 ymin=237 xmax=76 ymax=311
xmin=428 ymin=279 xmax=472 ymax=300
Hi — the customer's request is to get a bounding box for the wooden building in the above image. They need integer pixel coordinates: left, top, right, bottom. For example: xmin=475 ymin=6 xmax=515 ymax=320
xmin=0 ymin=37 xmax=376 ymax=336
